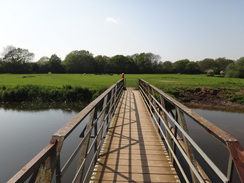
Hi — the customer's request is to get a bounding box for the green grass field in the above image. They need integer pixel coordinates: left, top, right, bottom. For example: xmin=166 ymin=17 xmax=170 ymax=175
xmin=0 ymin=73 xmax=243 ymax=91
xmin=0 ymin=74 xmax=243 ymax=105
xmin=125 ymin=74 xmax=244 ymax=89
xmin=0 ymin=74 xmax=121 ymax=90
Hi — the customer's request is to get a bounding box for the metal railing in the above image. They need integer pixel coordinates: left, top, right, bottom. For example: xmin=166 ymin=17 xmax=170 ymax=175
xmin=8 ymin=79 xmax=125 ymax=183
xmin=139 ymin=79 xmax=244 ymax=183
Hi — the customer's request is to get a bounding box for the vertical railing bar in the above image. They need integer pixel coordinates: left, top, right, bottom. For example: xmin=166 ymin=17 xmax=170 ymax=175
xmin=159 ymin=95 xmax=174 ymax=162
xmin=61 ymin=101 xmax=108 ymax=175
xmin=97 ymin=95 xmax=108 ymax=159
xmin=77 ymin=81 xmax=124 ymax=182
xmin=140 ymin=86 xmax=205 ymax=182
xmin=28 ymin=165 xmax=41 ymax=183
xmin=7 ymin=79 xmax=125 ymax=183
xmin=75 ymin=107 xmax=97 ymax=182
xmin=139 ymin=87 xmax=191 ymax=183
xmin=144 ymin=86 xmax=229 ymax=183
xmin=82 ymin=151 xmax=99 ymax=183
xmin=176 ymin=107 xmax=200 ymax=183
xmin=227 ymin=154 xmax=234 ymax=182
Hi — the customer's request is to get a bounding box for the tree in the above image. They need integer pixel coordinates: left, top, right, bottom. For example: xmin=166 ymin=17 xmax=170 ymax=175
xmin=1 ymin=45 xmax=15 ymax=57
xmin=199 ymin=58 xmax=217 ymax=73
xmin=48 ymin=54 xmax=64 ymax=73
xmin=36 ymin=56 xmax=49 ymax=73
xmin=225 ymin=57 xmax=244 ymax=78
xmin=161 ymin=61 xmax=173 ymax=73
xmin=237 ymin=57 xmax=244 ymax=78
xmin=215 ymin=57 xmax=234 ymax=73
xmin=108 ymin=55 xmax=138 ymax=74
xmin=207 ymin=69 xmax=215 ymax=76
xmin=63 ymin=50 xmax=95 ymax=73
xmin=1 ymin=46 xmax=34 ymax=73
xmin=94 ymin=55 xmax=110 ymax=73
xmin=0 ymin=58 xmax=3 ymax=73
xmin=173 ymin=59 xmax=190 ymax=74
xmin=185 ymin=61 xmax=201 ymax=74
xmin=132 ymin=52 xmax=161 ymax=73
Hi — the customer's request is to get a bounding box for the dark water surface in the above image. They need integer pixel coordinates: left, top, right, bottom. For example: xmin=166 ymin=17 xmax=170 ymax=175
xmin=0 ymin=108 xmax=78 ymax=182
xmin=0 ymin=107 xmax=243 ymax=182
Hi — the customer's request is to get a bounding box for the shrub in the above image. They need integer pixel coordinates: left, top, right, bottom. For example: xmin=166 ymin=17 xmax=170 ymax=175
xmin=0 ymin=85 xmax=94 ymax=103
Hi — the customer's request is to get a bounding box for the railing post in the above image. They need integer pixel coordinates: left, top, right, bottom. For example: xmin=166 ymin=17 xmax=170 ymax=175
xmin=227 ymin=154 xmax=234 ymax=182
xmin=76 ymin=107 xmax=97 ymax=182
xmin=107 ymin=88 xmax=114 ymax=128
xmin=97 ymin=95 xmax=108 ymax=157
xmin=176 ymin=107 xmax=200 ymax=183
xmin=28 ymin=151 xmax=56 ymax=183
xmin=159 ymin=95 xmax=174 ymax=161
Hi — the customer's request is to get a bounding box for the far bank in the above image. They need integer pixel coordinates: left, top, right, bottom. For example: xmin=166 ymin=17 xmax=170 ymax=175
xmin=0 ymin=74 xmax=243 ymax=112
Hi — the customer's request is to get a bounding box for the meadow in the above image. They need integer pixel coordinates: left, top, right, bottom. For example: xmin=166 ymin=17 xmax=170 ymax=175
xmin=1 ymin=73 xmax=243 ymax=89
xmin=0 ymin=74 xmax=243 ymax=106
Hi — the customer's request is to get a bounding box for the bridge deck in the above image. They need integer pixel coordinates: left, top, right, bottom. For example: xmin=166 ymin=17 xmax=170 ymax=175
xmin=91 ymin=89 xmax=180 ymax=183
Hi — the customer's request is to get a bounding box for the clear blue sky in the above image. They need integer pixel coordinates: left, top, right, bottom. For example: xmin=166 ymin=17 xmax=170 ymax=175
xmin=0 ymin=0 xmax=243 ymax=62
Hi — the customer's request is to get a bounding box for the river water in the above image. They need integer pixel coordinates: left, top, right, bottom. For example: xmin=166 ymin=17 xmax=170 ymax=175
xmin=0 ymin=107 xmax=243 ymax=182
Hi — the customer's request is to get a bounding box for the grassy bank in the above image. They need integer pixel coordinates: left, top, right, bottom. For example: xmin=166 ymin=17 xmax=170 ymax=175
xmin=0 ymin=74 xmax=243 ymax=110
xmin=0 ymin=74 xmax=121 ymax=109
xmin=126 ymin=74 xmax=244 ymax=107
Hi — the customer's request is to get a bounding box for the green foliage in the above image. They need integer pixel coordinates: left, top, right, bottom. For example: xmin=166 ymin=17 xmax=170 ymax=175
xmin=229 ymin=95 xmax=244 ymax=105
xmin=207 ymin=69 xmax=215 ymax=76
xmin=225 ymin=57 xmax=244 ymax=78
xmin=215 ymin=57 xmax=234 ymax=73
xmin=185 ymin=61 xmax=201 ymax=74
xmin=172 ymin=59 xmax=190 ymax=73
xmin=1 ymin=46 xmax=34 ymax=73
xmin=0 ymin=74 xmax=243 ymax=105
xmin=161 ymin=61 xmax=173 ymax=73
xmin=132 ymin=52 xmax=161 ymax=73
xmin=0 ymin=74 xmax=120 ymax=90
xmin=0 ymin=45 xmax=240 ymax=75
xmin=108 ymin=55 xmax=138 ymax=74
xmin=63 ymin=50 xmax=95 ymax=73
xmin=0 ymin=85 xmax=94 ymax=103
xmin=48 ymin=54 xmax=64 ymax=73
xmin=94 ymin=55 xmax=109 ymax=73
xmin=199 ymin=58 xmax=217 ymax=73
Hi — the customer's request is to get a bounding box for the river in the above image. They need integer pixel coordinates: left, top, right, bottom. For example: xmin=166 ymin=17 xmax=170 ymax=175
xmin=0 ymin=107 xmax=243 ymax=182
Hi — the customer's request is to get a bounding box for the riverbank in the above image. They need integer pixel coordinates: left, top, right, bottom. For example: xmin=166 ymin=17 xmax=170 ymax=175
xmin=178 ymin=87 xmax=244 ymax=112
xmin=0 ymin=74 xmax=243 ymax=112
xmin=1 ymin=86 xmax=243 ymax=113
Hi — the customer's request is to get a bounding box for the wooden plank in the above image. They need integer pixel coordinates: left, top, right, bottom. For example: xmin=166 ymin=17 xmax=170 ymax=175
xmin=90 ymin=90 xmax=180 ymax=183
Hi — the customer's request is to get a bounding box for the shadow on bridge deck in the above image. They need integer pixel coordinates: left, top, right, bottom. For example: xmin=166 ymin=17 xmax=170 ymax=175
xmin=91 ymin=89 xmax=180 ymax=183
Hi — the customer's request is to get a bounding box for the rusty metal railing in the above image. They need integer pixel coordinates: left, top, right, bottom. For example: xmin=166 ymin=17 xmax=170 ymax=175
xmin=8 ymin=79 xmax=125 ymax=183
xmin=139 ymin=79 xmax=244 ymax=183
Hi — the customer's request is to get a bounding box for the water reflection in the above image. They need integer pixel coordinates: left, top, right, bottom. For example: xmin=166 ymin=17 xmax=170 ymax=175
xmin=0 ymin=106 xmax=243 ymax=182
xmin=0 ymin=107 xmax=78 ymax=182
xmin=191 ymin=108 xmax=244 ymax=146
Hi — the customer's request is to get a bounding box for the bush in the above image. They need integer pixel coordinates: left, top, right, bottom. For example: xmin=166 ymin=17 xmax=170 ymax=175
xmin=229 ymin=95 xmax=244 ymax=105
xmin=0 ymin=85 xmax=94 ymax=103
xmin=207 ymin=69 xmax=214 ymax=76
xmin=225 ymin=57 xmax=244 ymax=78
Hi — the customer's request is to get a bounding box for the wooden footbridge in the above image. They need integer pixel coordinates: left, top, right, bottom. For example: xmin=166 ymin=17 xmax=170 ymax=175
xmin=8 ymin=79 xmax=244 ymax=183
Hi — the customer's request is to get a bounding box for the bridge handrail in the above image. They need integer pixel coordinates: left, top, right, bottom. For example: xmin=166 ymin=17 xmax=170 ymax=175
xmin=139 ymin=79 xmax=244 ymax=183
xmin=8 ymin=79 xmax=125 ymax=183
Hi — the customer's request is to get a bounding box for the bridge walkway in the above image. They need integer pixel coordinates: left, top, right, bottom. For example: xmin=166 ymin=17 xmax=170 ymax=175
xmin=91 ymin=89 xmax=180 ymax=183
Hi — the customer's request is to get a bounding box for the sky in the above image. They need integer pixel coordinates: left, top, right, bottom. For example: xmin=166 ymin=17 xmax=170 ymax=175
xmin=0 ymin=0 xmax=244 ymax=62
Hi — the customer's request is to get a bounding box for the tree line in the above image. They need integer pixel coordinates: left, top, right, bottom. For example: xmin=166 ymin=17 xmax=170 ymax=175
xmin=0 ymin=46 xmax=243 ymax=78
